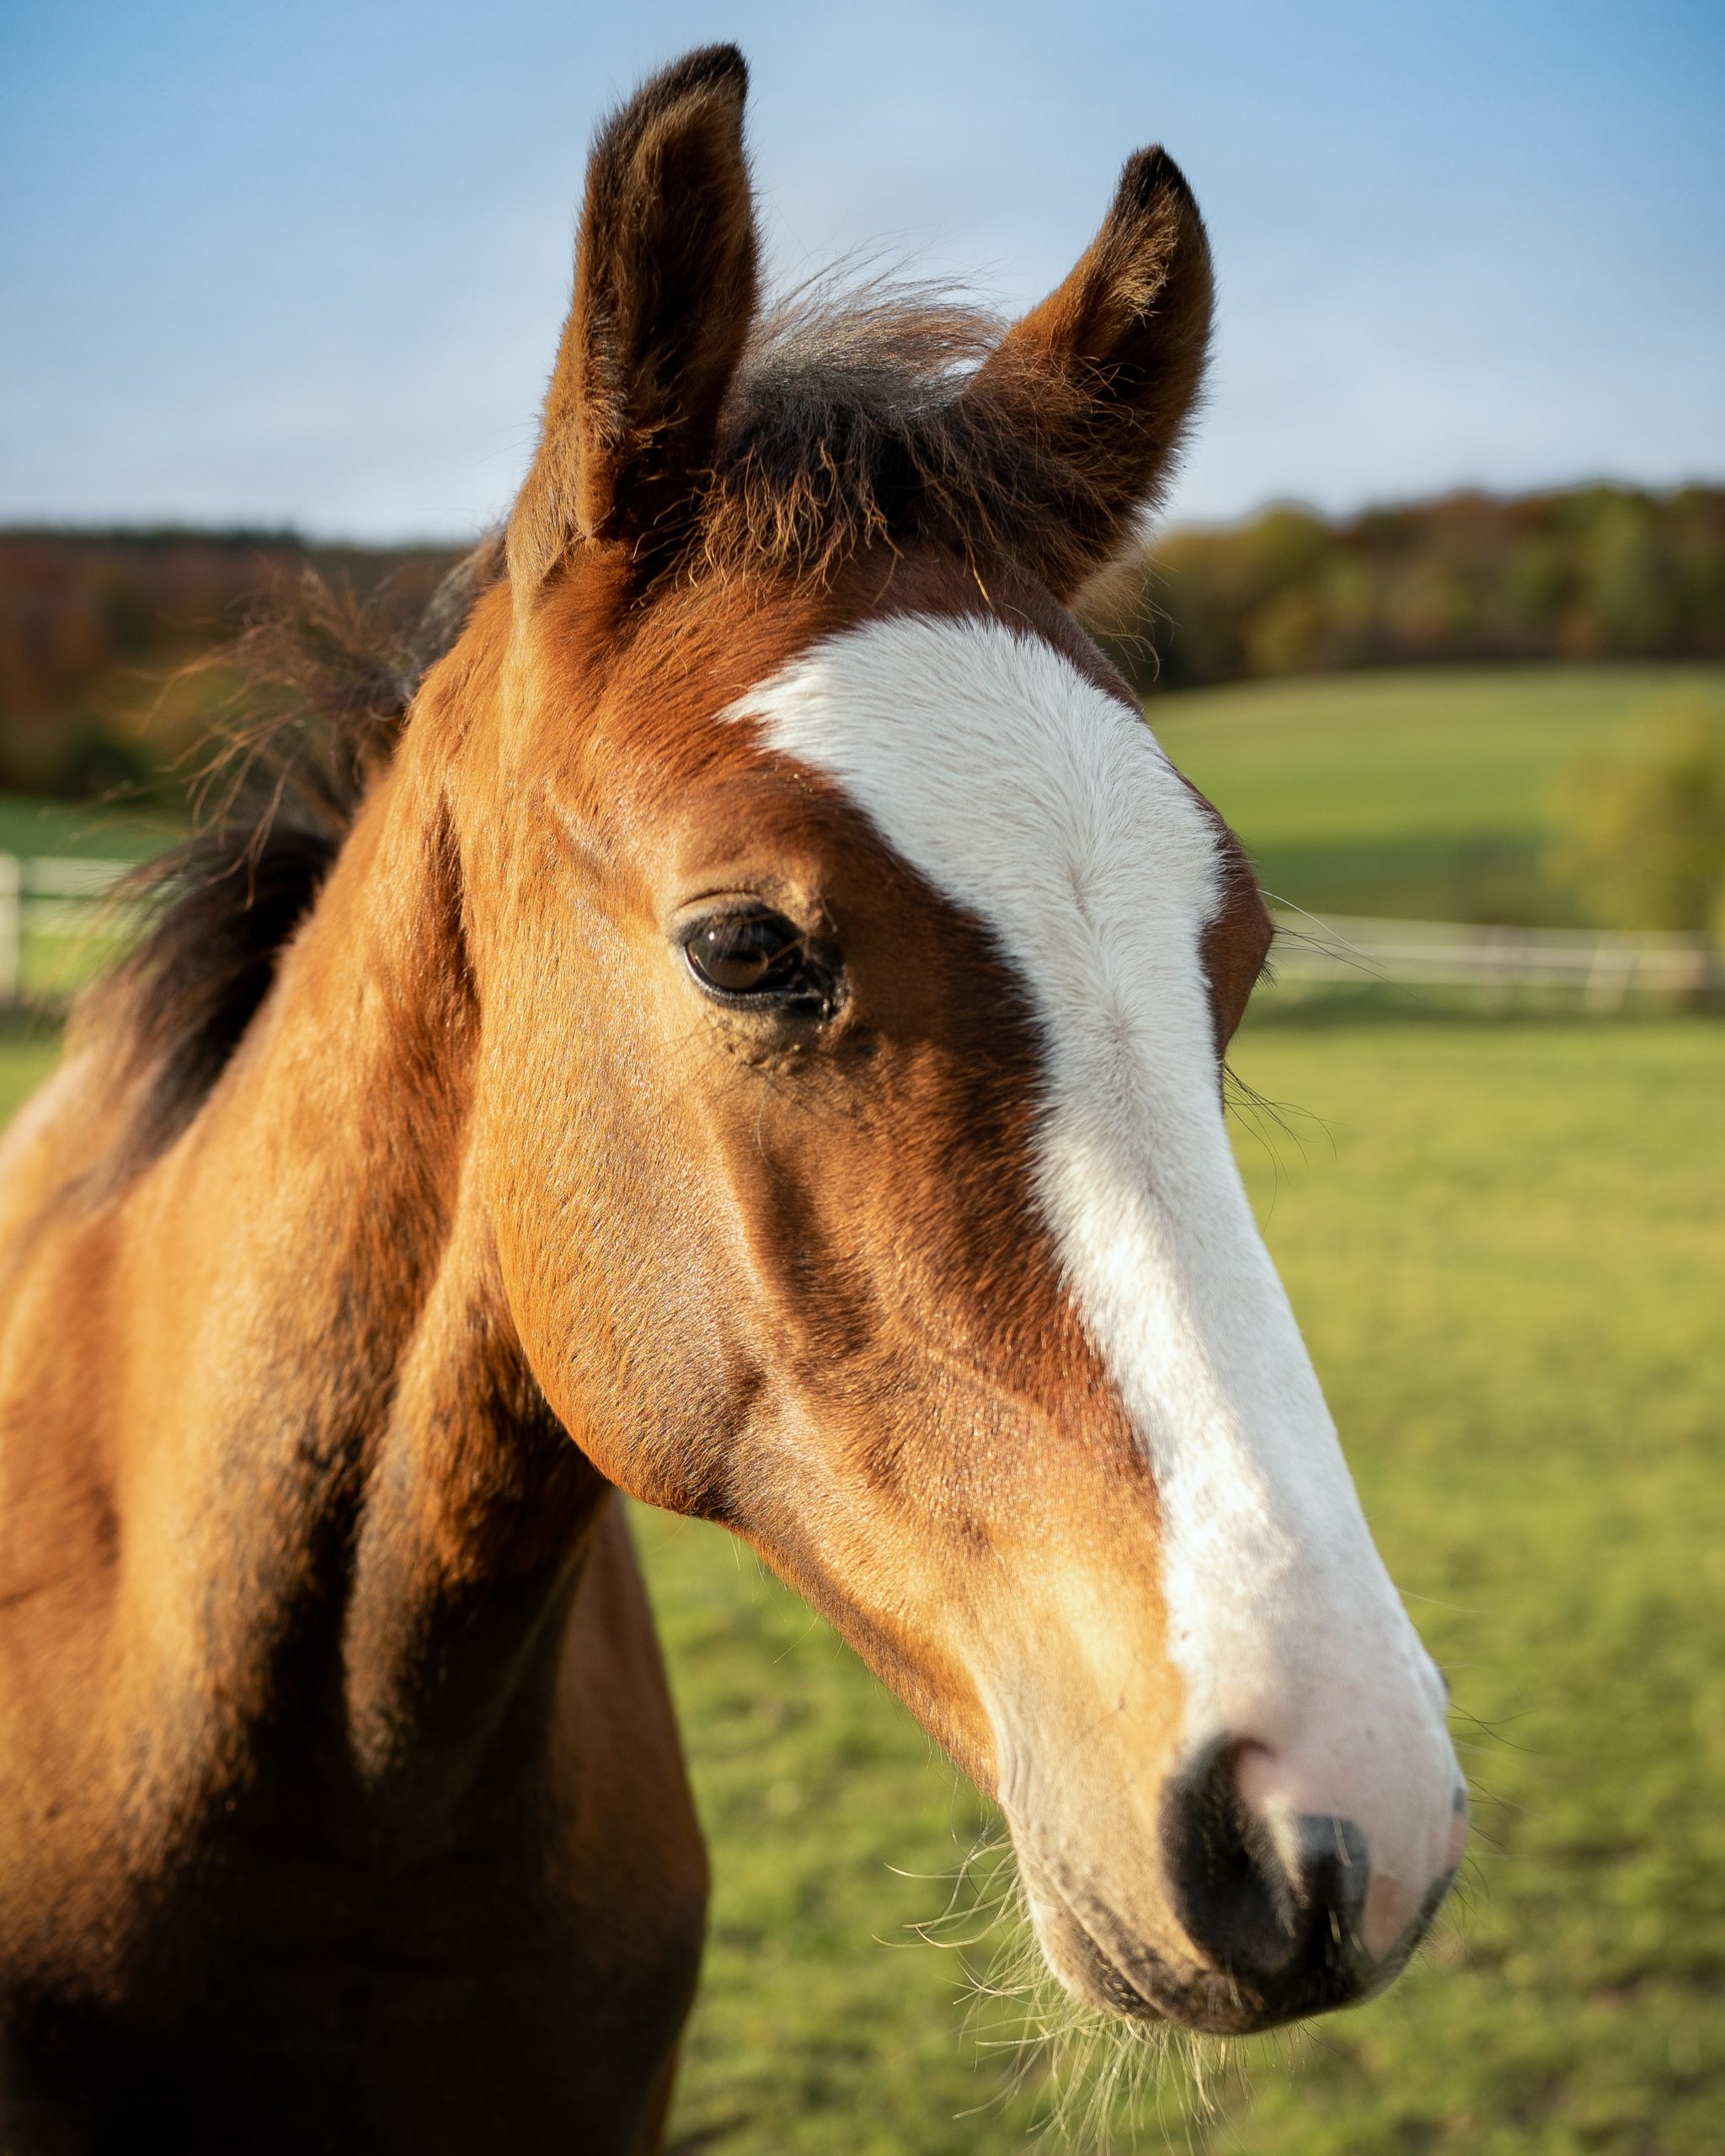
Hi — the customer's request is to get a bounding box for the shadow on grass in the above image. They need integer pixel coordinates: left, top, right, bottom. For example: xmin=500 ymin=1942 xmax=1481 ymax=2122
xmin=1246 ymin=985 xmax=1725 ymax=1030
xmin=666 ymin=2116 xmax=752 ymax=2153
xmin=1249 ymin=834 xmax=1567 ymax=930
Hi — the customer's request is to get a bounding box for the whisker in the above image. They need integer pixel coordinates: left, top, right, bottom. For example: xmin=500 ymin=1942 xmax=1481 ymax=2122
xmin=900 ymin=1835 xmax=1254 ymax=2148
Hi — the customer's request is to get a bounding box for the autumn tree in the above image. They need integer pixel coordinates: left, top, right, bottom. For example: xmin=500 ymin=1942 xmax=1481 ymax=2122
xmin=1546 ymin=696 xmax=1725 ymax=935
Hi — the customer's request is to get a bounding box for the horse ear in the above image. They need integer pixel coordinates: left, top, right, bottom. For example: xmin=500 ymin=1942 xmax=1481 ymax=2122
xmin=507 ymin=45 xmax=759 ymax=594
xmin=964 ymin=147 xmax=1213 ymax=600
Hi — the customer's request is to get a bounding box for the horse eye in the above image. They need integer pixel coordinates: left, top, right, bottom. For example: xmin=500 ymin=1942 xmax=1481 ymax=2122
xmin=684 ymin=912 xmax=819 ymax=1001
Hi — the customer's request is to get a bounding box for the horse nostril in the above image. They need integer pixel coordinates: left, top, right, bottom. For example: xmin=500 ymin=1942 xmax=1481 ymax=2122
xmin=1163 ymin=1741 xmax=1308 ymax=1979
xmin=1162 ymin=1740 xmax=1373 ymax=2008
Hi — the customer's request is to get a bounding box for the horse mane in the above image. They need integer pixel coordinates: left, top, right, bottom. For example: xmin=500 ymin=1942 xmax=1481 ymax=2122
xmin=75 ymin=536 xmax=505 ymax=1177
xmin=79 ymin=282 xmax=1136 ymax=1178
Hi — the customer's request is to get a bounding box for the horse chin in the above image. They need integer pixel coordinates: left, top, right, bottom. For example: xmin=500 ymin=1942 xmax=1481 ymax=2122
xmin=1018 ymin=1848 xmax=1293 ymax=2039
xmin=1018 ymin=1835 xmax=1455 ymax=2039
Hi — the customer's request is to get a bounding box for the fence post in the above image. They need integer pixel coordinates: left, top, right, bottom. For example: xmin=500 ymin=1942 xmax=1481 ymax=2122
xmin=0 ymin=855 xmax=20 ymax=1006
xmin=1583 ymin=939 xmax=1632 ymax=1015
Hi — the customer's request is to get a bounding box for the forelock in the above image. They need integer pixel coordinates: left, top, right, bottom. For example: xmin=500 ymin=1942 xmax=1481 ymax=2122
xmin=697 ymin=286 xmax=1124 ymax=592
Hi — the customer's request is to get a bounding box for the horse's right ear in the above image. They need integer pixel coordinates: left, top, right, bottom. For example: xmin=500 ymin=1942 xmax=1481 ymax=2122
xmin=507 ymin=45 xmax=758 ymax=595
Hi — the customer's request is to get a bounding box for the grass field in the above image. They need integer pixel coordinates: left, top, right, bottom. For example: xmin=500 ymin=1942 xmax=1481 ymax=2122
xmin=0 ymin=664 xmax=1719 ymax=2152
xmin=1149 ymin=664 xmax=1725 ymax=926
xmin=0 ymin=792 xmax=176 ymax=863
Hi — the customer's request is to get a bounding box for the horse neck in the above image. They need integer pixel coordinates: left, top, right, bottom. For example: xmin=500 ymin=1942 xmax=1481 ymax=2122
xmin=126 ymin=696 xmax=604 ymax=1842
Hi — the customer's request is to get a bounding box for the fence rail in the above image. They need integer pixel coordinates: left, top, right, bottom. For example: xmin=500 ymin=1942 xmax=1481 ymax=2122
xmin=0 ymin=853 xmax=135 ymax=1005
xmin=1268 ymin=910 xmax=1723 ymax=1009
xmin=0 ymin=855 xmax=1717 ymax=1012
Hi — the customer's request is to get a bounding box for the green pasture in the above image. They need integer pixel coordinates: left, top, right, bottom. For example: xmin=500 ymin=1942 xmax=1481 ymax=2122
xmin=0 ymin=792 xmax=174 ymax=864
xmin=1149 ymin=663 xmax=1725 ymax=925
xmin=0 ymin=1034 xmax=61 ymax=1119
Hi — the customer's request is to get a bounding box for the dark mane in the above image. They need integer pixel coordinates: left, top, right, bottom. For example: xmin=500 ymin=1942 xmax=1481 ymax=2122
xmin=77 ymin=538 xmax=504 ymax=1177
xmin=81 ymin=285 xmax=1169 ymax=1176
xmin=704 ymin=288 xmax=1139 ymax=591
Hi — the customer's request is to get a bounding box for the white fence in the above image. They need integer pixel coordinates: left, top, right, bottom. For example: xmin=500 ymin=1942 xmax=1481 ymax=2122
xmin=1268 ymin=910 xmax=1724 ymax=1010
xmin=0 ymin=853 xmax=133 ymax=1004
xmin=0 ymin=854 xmax=1717 ymax=1012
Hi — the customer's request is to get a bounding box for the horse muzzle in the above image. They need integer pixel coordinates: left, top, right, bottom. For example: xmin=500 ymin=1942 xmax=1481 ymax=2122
xmin=1013 ymin=1737 xmax=1467 ymax=2036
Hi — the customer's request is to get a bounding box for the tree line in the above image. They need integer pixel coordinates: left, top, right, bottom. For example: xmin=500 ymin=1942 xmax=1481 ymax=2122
xmin=1087 ymin=483 xmax=1725 ymax=693
xmin=0 ymin=527 xmax=452 ymax=798
xmin=0 ymin=483 xmax=1721 ymax=800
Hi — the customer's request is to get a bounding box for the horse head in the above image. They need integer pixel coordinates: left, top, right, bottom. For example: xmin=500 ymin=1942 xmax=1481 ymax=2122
xmin=431 ymin=45 xmax=1463 ymax=2036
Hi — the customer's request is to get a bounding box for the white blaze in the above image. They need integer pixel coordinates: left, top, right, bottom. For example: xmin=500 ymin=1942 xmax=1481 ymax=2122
xmin=725 ymin=613 xmax=1458 ymax=1909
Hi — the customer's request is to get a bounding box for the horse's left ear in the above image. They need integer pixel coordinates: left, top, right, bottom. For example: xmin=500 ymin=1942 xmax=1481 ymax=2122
xmin=508 ymin=45 xmax=759 ymax=595
xmin=964 ymin=147 xmax=1213 ymax=599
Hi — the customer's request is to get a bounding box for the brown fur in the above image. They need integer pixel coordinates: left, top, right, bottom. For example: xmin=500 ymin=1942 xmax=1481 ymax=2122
xmin=0 ymin=47 xmax=1268 ymax=2153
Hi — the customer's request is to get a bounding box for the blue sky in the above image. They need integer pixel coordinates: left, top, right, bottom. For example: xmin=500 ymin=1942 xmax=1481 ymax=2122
xmin=3 ymin=0 xmax=1721 ymax=540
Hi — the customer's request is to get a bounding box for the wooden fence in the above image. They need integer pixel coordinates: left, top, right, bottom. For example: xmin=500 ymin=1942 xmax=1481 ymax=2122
xmin=0 ymin=856 xmax=1717 ymax=1012
xmin=1268 ymin=910 xmax=1723 ymax=1010
xmin=0 ymin=854 xmax=136 ymax=1006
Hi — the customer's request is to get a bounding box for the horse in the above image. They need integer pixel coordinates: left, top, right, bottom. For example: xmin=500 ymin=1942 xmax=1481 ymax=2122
xmin=0 ymin=45 xmax=1465 ymax=2154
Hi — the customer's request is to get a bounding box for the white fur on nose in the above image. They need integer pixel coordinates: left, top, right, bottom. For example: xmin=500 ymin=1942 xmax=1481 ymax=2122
xmin=724 ymin=613 xmax=1461 ymax=1917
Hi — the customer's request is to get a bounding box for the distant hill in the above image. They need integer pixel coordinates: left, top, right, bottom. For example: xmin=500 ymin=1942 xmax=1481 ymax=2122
xmin=2 ymin=484 xmax=1722 ymax=801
